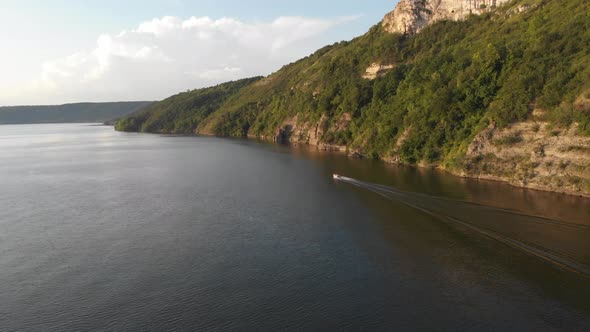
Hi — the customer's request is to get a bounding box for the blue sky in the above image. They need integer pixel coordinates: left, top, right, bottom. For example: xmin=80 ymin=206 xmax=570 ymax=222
xmin=0 ymin=0 xmax=397 ymax=105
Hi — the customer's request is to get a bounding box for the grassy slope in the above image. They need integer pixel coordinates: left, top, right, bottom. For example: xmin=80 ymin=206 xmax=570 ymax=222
xmin=117 ymin=0 xmax=590 ymax=169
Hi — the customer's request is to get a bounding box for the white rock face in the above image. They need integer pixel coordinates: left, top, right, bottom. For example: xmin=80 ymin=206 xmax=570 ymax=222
xmin=363 ymin=63 xmax=395 ymax=80
xmin=382 ymin=0 xmax=511 ymax=34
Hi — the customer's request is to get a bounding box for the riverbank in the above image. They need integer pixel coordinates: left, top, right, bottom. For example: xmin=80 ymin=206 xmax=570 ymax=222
xmin=112 ymin=121 xmax=590 ymax=199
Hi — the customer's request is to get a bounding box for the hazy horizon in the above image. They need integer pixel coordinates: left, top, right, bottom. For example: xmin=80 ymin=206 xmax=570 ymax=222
xmin=0 ymin=100 xmax=156 ymax=108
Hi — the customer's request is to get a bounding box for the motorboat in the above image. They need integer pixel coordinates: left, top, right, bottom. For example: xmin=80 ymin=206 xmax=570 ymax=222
xmin=333 ymin=174 xmax=342 ymax=180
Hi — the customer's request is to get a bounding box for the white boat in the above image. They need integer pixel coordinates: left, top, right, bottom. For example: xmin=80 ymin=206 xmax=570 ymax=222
xmin=333 ymin=174 xmax=342 ymax=180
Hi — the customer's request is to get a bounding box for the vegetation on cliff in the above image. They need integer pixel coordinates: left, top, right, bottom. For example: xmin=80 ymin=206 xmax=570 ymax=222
xmin=116 ymin=0 xmax=590 ymax=170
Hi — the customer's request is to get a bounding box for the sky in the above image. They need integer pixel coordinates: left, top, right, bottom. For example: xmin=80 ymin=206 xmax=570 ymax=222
xmin=0 ymin=0 xmax=396 ymax=105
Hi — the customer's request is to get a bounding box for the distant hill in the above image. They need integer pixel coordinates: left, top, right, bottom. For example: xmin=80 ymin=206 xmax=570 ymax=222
xmin=0 ymin=101 xmax=155 ymax=124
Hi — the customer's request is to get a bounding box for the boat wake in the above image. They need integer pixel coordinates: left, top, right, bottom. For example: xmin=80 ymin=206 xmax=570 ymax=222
xmin=334 ymin=175 xmax=590 ymax=278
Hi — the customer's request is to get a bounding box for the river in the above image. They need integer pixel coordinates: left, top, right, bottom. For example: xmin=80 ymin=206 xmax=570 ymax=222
xmin=1 ymin=123 xmax=589 ymax=331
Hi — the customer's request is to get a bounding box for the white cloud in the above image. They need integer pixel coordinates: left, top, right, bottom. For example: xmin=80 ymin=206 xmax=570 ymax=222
xmin=6 ymin=15 xmax=357 ymax=105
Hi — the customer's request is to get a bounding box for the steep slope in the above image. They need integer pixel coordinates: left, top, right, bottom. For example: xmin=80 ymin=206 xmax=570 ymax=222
xmin=0 ymin=102 xmax=154 ymax=124
xmin=116 ymin=0 xmax=590 ymax=196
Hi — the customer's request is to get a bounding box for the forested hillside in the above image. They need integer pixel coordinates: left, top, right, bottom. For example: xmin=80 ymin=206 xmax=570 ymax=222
xmin=115 ymin=78 xmax=260 ymax=133
xmin=116 ymin=0 xmax=590 ymax=195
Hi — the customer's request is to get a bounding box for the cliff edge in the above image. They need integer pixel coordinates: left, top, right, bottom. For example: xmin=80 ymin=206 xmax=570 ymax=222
xmin=382 ymin=0 xmax=512 ymax=34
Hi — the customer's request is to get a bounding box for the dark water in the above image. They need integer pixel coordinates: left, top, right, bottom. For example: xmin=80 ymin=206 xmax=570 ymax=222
xmin=1 ymin=124 xmax=590 ymax=331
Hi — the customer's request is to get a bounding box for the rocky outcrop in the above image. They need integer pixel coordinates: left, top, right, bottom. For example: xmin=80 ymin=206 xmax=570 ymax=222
xmin=383 ymin=126 xmax=413 ymax=163
xmin=463 ymin=112 xmax=590 ymax=197
xmin=274 ymin=115 xmax=325 ymax=146
xmin=273 ymin=113 xmax=353 ymax=152
xmin=382 ymin=0 xmax=431 ymax=35
xmin=363 ymin=63 xmax=395 ymax=80
xmin=274 ymin=116 xmax=298 ymax=144
xmin=382 ymin=0 xmax=511 ymax=34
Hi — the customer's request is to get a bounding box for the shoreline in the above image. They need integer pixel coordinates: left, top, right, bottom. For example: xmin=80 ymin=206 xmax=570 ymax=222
xmin=450 ymin=170 xmax=590 ymax=199
xmin=113 ymin=125 xmax=590 ymax=199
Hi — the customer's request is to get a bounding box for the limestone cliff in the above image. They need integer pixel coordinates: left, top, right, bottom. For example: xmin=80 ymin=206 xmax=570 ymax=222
xmin=461 ymin=110 xmax=590 ymax=197
xmin=274 ymin=113 xmax=353 ymax=152
xmin=382 ymin=0 xmax=511 ymax=34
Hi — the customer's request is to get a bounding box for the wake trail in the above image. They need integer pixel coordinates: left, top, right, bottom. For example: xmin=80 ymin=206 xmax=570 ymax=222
xmin=336 ymin=176 xmax=590 ymax=278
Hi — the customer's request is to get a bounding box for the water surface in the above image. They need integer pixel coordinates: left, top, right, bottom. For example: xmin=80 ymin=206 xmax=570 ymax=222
xmin=1 ymin=124 xmax=589 ymax=331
